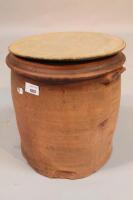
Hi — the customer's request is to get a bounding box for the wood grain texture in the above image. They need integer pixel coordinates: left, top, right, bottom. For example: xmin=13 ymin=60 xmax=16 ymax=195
xmin=9 ymin=32 xmax=126 ymax=61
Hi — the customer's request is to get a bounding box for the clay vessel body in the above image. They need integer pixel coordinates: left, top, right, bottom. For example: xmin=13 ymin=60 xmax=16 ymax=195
xmin=6 ymin=53 xmax=125 ymax=179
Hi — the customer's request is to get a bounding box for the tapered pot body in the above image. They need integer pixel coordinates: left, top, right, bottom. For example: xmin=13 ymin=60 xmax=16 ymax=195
xmin=7 ymin=53 xmax=125 ymax=179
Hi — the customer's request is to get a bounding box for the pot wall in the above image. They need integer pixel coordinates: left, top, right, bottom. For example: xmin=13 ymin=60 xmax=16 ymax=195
xmin=11 ymin=71 xmax=121 ymax=179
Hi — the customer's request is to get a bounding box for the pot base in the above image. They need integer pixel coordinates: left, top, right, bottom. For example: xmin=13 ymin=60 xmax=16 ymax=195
xmin=21 ymin=145 xmax=112 ymax=180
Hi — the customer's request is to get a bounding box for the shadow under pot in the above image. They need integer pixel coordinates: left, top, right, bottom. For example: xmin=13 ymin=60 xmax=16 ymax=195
xmin=6 ymin=32 xmax=126 ymax=179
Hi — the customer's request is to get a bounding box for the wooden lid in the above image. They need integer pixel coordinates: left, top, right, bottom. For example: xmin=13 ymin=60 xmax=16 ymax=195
xmin=9 ymin=32 xmax=126 ymax=61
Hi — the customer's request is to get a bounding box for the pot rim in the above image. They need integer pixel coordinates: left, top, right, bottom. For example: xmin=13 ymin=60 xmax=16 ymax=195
xmin=6 ymin=52 xmax=126 ymax=81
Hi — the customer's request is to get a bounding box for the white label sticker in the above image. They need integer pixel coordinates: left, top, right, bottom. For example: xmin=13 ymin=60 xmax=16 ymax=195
xmin=25 ymin=82 xmax=39 ymax=96
xmin=17 ymin=87 xmax=23 ymax=95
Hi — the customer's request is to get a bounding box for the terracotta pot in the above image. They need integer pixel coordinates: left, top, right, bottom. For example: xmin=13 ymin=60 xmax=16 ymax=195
xmin=6 ymin=52 xmax=125 ymax=179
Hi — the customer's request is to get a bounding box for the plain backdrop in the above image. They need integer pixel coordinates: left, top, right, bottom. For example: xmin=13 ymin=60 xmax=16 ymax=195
xmin=0 ymin=0 xmax=133 ymax=199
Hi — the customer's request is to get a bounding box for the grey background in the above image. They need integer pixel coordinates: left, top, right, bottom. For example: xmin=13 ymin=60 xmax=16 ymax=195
xmin=0 ymin=0 xmax=133 ymax=199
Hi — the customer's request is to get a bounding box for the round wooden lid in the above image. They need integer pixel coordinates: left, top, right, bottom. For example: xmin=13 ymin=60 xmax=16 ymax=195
xmin=9 ymin=32 xmax=126 ymax=61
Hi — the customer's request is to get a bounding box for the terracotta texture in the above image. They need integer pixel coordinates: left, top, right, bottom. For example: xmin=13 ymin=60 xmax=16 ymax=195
xmin=6 ymin=52 xmax=125 ymax=179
